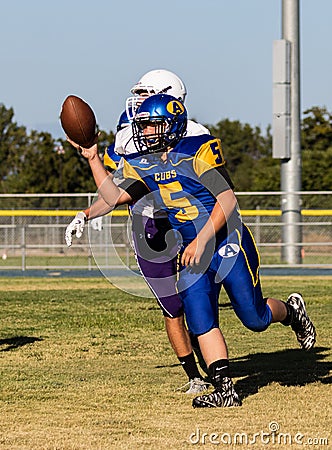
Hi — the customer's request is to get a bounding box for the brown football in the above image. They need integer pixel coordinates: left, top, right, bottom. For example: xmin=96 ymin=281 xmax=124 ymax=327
xmin=60 ymin=95 xmax=97 ymax=147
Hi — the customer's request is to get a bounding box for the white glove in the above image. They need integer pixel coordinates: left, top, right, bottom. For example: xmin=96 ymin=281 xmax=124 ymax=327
xmin=65 ymin=212 xmax=87 ymax=247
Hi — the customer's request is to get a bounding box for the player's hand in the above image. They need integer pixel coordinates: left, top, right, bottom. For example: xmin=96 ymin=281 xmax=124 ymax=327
xmin=65 ymin=211 xmax=87 ymax=247
xmin=66 ymin=136 xmax=99 ymax=161
xmin=181 ymin=237 xmax=206 ymax=267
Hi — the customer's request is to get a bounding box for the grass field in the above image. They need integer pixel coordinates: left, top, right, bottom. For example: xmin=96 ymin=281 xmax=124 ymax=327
xmin=0 ymin=276 xmax=331 ymax=449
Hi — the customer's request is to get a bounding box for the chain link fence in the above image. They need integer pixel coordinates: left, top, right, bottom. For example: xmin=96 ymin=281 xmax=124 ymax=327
xmin=0 ymin=192 xmax=331 ymax=271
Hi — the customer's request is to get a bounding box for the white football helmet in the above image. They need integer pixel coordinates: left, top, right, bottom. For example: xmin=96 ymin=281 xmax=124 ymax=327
xmin=126 ymin=69 xmax=187 ymax=121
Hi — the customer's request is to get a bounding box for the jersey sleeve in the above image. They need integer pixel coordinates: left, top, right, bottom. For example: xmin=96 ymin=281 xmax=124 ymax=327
xmin=118 ymin=159 xmax=150 ymax=202
xmin=193 ymin=138 xmax=226 ymax=177
xmin=200 ymin=166 xmax=234 ymax=197
xmin=192 ymin=137 xmax=234 ymax=196
xmin=118 ymin=178 xmax=150 ymax=202
xmin=114 ymin=129 xmax=125 ymax=155
xmin=103 ymin=144 xmax=119 ymax=173
xmin=114 ymin=126 xmax=135 ymax=155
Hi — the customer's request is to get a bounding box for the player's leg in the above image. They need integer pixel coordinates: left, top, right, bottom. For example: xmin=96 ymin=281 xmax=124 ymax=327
xmin=164 ymin=315 xmax=210 ymax=393
xmin=137 ymin=256 xmax=209 ymax=392
xmin=164 ymin=315 xmax=191 ymax=356
xmin=132 ymin=215 xmax=207 ymax=391
xmin=197 ymin=328 xmax=227 ymax=364
xmin=188 ymin=332 xmax=209 ymax=377
xmin=178 ymin=270 xmax=241 ymax=407
xmin=266 ymin=297 xmax=288 ymax=321
xmin=221 ymin=225 xmax=316 ymax=350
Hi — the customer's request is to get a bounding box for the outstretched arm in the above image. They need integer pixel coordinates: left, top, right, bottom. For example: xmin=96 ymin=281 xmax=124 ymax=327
xmin=78 ymin=194 xmax=115 ymax=221
xmin=65 ymin=193 xmax=126 ymax=247
xmin=67 ymin=138 xmax=132 ymax=208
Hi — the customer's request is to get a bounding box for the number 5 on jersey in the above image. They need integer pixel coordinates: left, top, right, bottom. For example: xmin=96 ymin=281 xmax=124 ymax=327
xmin=158 ymin=181 xmax=199 ymax=223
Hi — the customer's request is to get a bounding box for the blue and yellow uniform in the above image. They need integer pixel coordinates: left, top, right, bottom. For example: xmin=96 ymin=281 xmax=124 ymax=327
xmin=103 ymin=143 xmax=122 ymax=173
xmin=123 ymin=135 xmax=233 ymax=240
xmin=120 ymin=134 xmax=272 ymax=336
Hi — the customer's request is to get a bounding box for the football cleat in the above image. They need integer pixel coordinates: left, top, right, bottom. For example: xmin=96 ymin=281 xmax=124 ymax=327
xmin=192 ymin=377 xmax=242 ymax=408
xmin=287 ymin=293 xmax=316 ymax=351
xmin=176 ymin=377 xmax=211 ymax=395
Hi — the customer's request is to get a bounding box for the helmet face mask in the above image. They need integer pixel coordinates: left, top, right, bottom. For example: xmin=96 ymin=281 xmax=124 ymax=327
xmin=133 ymin=94 xmax=187 ymax=155
xmin=135 ymin=119 xmax=169 ymax=152
xmin=126 ymin=69 xmax=187 ymax=121
xmin=125 ymin=92 xmax=150 ymax=123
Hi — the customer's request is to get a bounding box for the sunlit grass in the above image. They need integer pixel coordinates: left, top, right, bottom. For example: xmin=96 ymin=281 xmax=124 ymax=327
xmin=0 ymin=276 xmax=331 ymax=449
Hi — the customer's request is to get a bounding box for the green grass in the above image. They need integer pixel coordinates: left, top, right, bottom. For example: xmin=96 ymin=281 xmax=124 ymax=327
xmin=0 ymin=277 xmax=331 ymax=449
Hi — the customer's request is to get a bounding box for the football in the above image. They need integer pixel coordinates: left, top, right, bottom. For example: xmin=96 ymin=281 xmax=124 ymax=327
xmin=60 ymin=95 xmax=97 ymax=147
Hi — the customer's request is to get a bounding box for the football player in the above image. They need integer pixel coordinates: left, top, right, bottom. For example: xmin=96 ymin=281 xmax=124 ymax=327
xmin=66 ymin=76 xmax=210 ymax=393
xmin=70 ymin=93 xmax=316 ymax=408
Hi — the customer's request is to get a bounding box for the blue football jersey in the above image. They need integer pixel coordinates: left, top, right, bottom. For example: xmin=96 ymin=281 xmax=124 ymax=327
xmin=122 ymin=134 xmax=231 ymax=243
xmin=104 ymin=143 xmax=122 ymax=172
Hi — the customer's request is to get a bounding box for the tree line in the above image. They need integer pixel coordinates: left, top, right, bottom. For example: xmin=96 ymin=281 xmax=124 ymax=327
xmin=0 ymin=103 xmax=331 ymax=208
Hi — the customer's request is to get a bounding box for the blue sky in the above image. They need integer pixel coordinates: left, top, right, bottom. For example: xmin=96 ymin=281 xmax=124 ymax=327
xmin=0 ymin=0 xmax=330 ymax=139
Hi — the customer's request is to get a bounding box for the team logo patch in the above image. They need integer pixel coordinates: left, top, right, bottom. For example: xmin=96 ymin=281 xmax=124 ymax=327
xmin=166 ymin=100 xmax=185 ymax=116
xmin=218 ymin=243 xmax=240 ymax=258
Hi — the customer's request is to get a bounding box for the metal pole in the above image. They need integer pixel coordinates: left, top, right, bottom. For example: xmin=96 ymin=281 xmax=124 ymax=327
xmin=281 ymin=0 xmax=302 ymax=263
xmin=21 ymin=226 xmax=26 ymax=271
